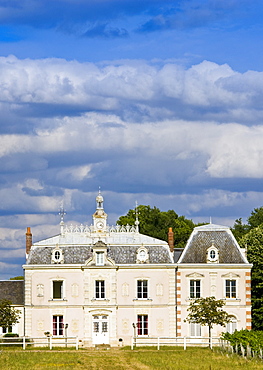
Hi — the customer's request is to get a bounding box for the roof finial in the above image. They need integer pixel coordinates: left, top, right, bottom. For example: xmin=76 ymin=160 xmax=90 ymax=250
xmin=135 ymin=201 xmax=139 ymax=233
xmin=59 ymin=201 xmax=66 ymax=223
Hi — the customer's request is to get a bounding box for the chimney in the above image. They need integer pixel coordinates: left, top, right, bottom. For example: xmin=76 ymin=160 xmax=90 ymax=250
xmin=26 ymin=227 xmax=32 ymax=255
xmin=168 ymin=227 xmax=174 ymax=253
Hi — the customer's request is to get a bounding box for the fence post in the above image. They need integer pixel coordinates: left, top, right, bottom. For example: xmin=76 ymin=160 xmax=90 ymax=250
xmin=76 ymin=336 xmax=78 ymax=350
xmin=184 ymin=336 xmax=186 ymax=350
xmin=23 ymin=336 xmax=26 ymax=350
xmin=50 ymin=336 xmax=52 ymax=350
xmin=131 ymin=336 xmax=134 ymax=350
xmin=157 ymin=337 xmax=160 ymax=350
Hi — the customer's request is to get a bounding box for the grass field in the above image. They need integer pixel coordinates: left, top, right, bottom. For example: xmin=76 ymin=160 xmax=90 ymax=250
xmin=0 ymin=347 xmax=262 ymax=370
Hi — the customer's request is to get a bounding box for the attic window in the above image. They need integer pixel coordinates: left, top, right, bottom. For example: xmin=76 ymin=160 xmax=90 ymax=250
xmin=206 ymin=245 xmax=219 ymax=263
xmin=51 ymin=246 xmax=64 ymax=264
xmin=136 ymin=246 xmax=149 ymax=263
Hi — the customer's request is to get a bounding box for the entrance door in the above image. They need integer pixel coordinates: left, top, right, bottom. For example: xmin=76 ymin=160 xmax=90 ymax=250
xmin=92 ymin=315 xmax=109 ymax=344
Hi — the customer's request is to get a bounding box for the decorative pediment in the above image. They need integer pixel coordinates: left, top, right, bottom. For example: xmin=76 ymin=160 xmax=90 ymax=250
xmin=186 ymin=272 xmax=204 ymax=278
xmin=85 ymin=241 xmax=115 ymax=266
xmin=221 ymin=273 xmax=240 ymax=279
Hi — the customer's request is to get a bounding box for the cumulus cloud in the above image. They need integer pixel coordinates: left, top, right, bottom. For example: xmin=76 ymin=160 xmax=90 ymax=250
xmin=0 ymin=55 xmax=263 ymax=278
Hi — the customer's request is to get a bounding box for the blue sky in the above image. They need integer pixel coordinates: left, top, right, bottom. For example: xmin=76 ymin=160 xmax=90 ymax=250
xmin=1 ymin=0 xmax=263 ymax=279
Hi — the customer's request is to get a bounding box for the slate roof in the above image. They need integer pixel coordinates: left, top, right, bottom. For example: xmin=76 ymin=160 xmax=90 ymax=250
xmin=0 ymin=280 xmax=24 ymax=305
xmin=178 ymin=224 xmax=247 ymax=264
xmin=27 ymin=245 xmax=172 ymax=265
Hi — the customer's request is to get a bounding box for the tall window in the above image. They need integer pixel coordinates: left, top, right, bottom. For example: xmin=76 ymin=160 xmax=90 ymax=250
xmin=95 ymin=280 xmax=105 ymax=299
xmin=53 ymin=281 xmax=63 ymax=299
xmin=96 ymin=252 xmax=104 ymax=266
xmin=190 ymin=323 xmax=201 ymax=337
xmin=190 ymin=280 xmax=201 ymax=298
xmin=137 ymin=280 xmax=148 ymax=299
xmin=226 ymin=280 xmax=236 ymax=298
xmin=53 ymin=316 xmax=63 ymax=336
xmin=137 ymin=315 xmax=148 ymax=335
xmin=226 ymin=318 xmax=237 ymax=334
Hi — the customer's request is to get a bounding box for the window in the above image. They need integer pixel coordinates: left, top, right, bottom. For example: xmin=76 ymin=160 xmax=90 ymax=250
xmin=190 ymin=280 xmax=201 ymax=298
xmin=190 ymin=323 xmax=201 ymax=337
xmin=96 ymin=252 xmax=104 ymax=266
xmin=137 ymin=315 xmax=148 ymax=336
xmin=226 ymin=318 xmax=237 ymax=334
xmin=137 ymin=280 xmax=148 ymax=299
xmin=54 ymin=251 xmax=61 ymax=261
xmin=209 ymin=250 xmax=216 ymax=259
xmin=53 ymin=281 xmax=63 ymax=299
xmin=53 ymin=316 xmax=63 ymax=336
xmin=95 ymin=280 xmax=105 ymax=299
xmin=226 ymin=280 xmax=236 ymax=298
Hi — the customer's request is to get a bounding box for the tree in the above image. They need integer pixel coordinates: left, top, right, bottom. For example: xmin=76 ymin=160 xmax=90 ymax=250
xmin=248 ymin=207 xmax=263 ymax=229
xmin=231 ymin=218 xmax=249 ymax=241
xmin=0 ymin=300 xmax=20 ymax=333
xmin=185 ymin=297 xmax=232 ymax=349
xmin=239 ymin=225 xmax=263 ymax=330
xmin=117 ymin=205 xmax=196 ymax=248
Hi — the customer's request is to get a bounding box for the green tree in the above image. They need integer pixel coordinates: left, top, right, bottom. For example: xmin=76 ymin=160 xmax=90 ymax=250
xmin=0 ymin=300 xmax=20 ymax=333
xmin=9 ymin=276 xmax=24 ymax=280
xmin=117 ymin=205 xmax=196 ymax=248
xmin=185 ymin=297 xmax=232 ymax=349
xmin=231 ymin=218 xmax=250 ymax=241
xmin=239 ymin=225 xmax=263 ymax=330
xmin=248 ymin=207 xmax=263 ymax=229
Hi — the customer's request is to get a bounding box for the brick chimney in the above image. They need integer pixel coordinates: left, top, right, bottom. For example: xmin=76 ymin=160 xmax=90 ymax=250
xmin=26 ymin=227 xmax=32 ymax=255
xmin=168 ymin=227 xmax=174 ymax=253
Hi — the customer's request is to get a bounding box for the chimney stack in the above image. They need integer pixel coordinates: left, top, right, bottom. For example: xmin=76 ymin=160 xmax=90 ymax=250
xmin=26 ymin=227 xmax=32 ymax=255
xmin=168 ymin=227 xmax=174 ymax=253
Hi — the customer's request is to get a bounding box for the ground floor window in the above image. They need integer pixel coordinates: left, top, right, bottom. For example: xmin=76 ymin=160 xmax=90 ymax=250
xmin=226 ymin=318 xmax=237 ymax=334
xmin=53 ymin=315 xmax=63 ymax=336
xmin=190 ymin=323 xmax=201 ymax=337
xmin=137 ymin=315 xmax=148 ymax=336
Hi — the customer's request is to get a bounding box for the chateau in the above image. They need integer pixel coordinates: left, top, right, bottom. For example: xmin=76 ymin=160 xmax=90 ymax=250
xmin=1 ymin=192 xmax=252 ymax=346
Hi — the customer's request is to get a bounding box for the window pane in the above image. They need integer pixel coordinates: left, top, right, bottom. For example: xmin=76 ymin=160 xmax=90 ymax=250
xmin=53 ymin=281 xmax=63 ymax=299
xmin=137 ymin=280 xmax=148 ymax=299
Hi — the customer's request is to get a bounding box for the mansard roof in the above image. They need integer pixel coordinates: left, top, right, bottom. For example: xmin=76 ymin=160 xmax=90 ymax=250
xmin=26 ymin=244 xmax=172 ymax=265
xmin=178 ymin=223 xmax=248 ymax=264
xmin=0 ymin=280 xmax=24 ymax=305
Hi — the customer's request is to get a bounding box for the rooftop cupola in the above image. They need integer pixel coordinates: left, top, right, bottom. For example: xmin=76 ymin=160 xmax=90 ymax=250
xmin=93 ymin=189 xmax=107 ymax=232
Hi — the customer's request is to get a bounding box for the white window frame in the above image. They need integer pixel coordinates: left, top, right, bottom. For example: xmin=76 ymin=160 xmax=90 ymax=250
xmin=137 ymin=279 xmax=148 ymax=299
xmin=137 ymin=315 xmax=148 ymax=336
xmin=225 ymin=279 xmax=237 ymax=299
xmin=226 ymin=317 xmax=238 ymax=334
xmin=53 ymin=315 xmax=64 ymax=336
xmin=190 ymin=323 xmax=201 ymax=337
xmin=95 ymin=280 xmax=105 ymax=299
xmin=52 ymin=280 xmax=64 ymax=300
xmin=96 ymin=252 xmax=104 ymax=266
xmin=189 ymin=279 xmax=201 ymax=299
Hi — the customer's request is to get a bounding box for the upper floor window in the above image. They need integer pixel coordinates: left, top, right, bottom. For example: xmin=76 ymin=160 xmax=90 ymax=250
xmin=51 ymin=247 xmax=64 ymax=264
xmin=206 ymin=244 xmax=219 ymax=263
xmin=96 ymin=252 xmax=104 ymax=266
xmin=137 ymin=280 xmax=148 ymax=299
xmin=190 ymin=280 xmax=201 ymax=298
xmin=53 ymin=281 xmax=63 ymax=299
xmin=95 ymin=280 xmax=105 ymax=299
xmin=226 ymin=279 xmax=236 ymax=298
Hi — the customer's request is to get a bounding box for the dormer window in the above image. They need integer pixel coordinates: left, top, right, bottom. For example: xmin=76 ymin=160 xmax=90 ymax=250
xmin=51 ymin=246 xmax=64 ymax=264
xmin=96 ymin=252 xmax=104 ymax=266
xmin=136 ymin=246 xmax=149 ymax=263
xmin=206 ymin=244 xmax=219 ymax=263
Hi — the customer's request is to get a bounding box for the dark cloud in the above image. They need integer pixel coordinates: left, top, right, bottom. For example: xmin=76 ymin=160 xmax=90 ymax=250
xmin=82 ymin=23 xmax=128 ymax=39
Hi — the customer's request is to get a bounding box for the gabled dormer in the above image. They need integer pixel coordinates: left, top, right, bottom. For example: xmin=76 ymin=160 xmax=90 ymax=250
xmin=85 ymin=241 xmax=115 ymax=266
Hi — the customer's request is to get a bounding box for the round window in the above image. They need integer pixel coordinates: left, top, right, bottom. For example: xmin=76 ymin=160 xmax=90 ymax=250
xmin=54 ymin=251 xmax=60 ymax=260
xmin=210 ymin=250 xmax=216 ymax=259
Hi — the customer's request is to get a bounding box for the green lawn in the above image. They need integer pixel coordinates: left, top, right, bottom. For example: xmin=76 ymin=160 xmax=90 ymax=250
xmin=0 ymin=347 xmax=262 ymax=370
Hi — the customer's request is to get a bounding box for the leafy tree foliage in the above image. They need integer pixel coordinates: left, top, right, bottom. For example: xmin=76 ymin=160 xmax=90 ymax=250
xmin=185 ymin=297 xmax=232 ymax=348
xmin=117 ymin=205 xmax=196 ymax=248
xmin=9 ymin=276 xmax=24 ymax=280
xmin=232 ymin=207 xmax=263 ymax=242
xmin=239 ymin=225 xmax=263 ymax=331
xmin=0 ymin=300 xmax=20 ymax=333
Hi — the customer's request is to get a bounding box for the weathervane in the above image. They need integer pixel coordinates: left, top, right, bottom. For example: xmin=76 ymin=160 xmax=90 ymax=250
xmin=59 ymin=201 xmax=66 ymax=223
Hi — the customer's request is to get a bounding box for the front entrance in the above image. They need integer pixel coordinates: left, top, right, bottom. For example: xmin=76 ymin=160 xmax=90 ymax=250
xmin=92 ymin=315 xmax=109 ymax=344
